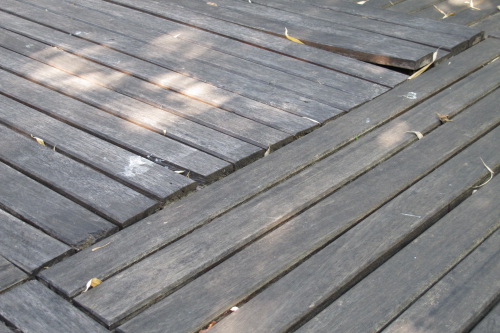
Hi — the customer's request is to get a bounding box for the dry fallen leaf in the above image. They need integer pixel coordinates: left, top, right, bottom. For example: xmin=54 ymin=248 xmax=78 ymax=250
xmin=199 ymin=321 xmax=217 ymax=333
xmin=474 ymin=158 xmax=494 ymax=188
xmin=264 ymin=146 xmax=271 ymax=157
xmin=406 ymin=131 xmax=424 ymax=140
xmin=434 ymin=5 xmax=455 ymax=18
xmin=207 ymin=2 xmax=217 ymax=6
xmin=230 ymin=306 xmax=239 ymax=312
xmin=408 ymin=50 xmax=438 ymax=80
xmin=91 ymin=242 xmax=111 ymax=252
xmin=31 ymin=134 xmax=46 ymax=146
xmin=285 ymin=27 xmax=304 ymax=44
xmin=436 ymin=113 xmax=453 ymax=123
xmin=83 ymin=278 xmax=102 ymax=292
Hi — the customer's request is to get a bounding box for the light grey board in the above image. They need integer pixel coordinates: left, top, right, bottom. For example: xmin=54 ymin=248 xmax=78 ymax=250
xmin=0 ymin=256 xmax=28 ymax=293
xmin=383 ymin=230 xmax=500 ymax=333
xmin=470 ymin=302 xmax=500 ymax=333
xmin=0 ymin=69 xmax=232 ymax=183
xmin=0 ymin=74 xmax=197 ymax=201
xmin=38 ymin=38 xmax=500 ymax=300
xmin=214 ymin=135 xmax=500 ymax=333
xmin=0 ymin=162 xmax=117 ymax=249
xmin=116 ymin=91 xmax=500 ymax=332
xmin=71 ymin=0 xmax=387 ymax=100
xmin=0 ymin=13 xmax=321 ymax=135
xmin=0 ymin=281 xmax=108 ymax=333
xmin=0 ymin=125 xmax=158 ymax=227
xmin=0 ymin=209 xmax=72 ymax=274
xmin=0 ymin=322 xmax=13 ymax=333
xmin=1 ymin=0 xmax=342 ymax=122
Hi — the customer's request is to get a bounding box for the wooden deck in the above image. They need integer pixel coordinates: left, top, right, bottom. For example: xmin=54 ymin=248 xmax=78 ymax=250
xmin=0 ymin=0 xmax=499 ymax=332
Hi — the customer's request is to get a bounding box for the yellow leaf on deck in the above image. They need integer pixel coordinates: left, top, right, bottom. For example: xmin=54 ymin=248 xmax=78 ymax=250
xmin=83 ymin=278 xmax=102 ymax=293
xmin=285 ymin=28 xmax=304 ymax=44
xmin=31 ymin=135 xmax=46 ymax=146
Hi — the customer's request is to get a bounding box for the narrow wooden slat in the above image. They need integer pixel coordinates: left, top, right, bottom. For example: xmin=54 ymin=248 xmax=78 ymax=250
xmin=0 ymin=162 xmax=117 ymax=249
xmin=0 ymin=68 xmax=232 ymax=183
xmin=38 ymin=38 xmax=500 ymax=300
xmin=382 ymin=231 xmax=500 ymax=333
xmin=213 ymin=130 xmax=500 ymax=333
xmin=0 ymin=125 xmax=158 ymax=227
xmin=472 ymin=13 xmax=500 ymax=39
xmin=0 ymin=209 xmax=72 ymax=274
xmin=470 ymin=302 xmax=500 ymax=333
xmin=0 ymin=281 xmax=108 ymax=333
xmin=0 ymin=256 xmax=28 ymax=293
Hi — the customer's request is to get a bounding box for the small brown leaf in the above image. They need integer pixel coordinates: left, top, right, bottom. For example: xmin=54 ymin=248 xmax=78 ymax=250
xmin=83 ymin=278 xmax=102 ymax=292
xmin=406 ymin=131 xmax=423 ymax=140
xmin=436 ymin=113 xmax=452 ymax=123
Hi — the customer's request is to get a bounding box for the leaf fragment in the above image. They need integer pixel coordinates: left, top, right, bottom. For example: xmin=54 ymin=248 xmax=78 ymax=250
xmin=91 ymin=242 xmax=111 ymax=252
xmin=199 ymin=321 xmax=217 ymax=333
xmin=285 ymin=27 xmax=304 ymax=44
xmin=83 ymin=278 xmax=102 ymax=292
xmin=31 ymin=134 xmax=46 ymax=146
xmin=408 ymin=50 xmax=438 ymax=80
xmin=433 ymin=5 xmax=455 ymax=18
xmin=406 ymin=131 xmax=423 ymax=140
xmin=474 ymin=158 xmax=494 ymax=188
xmin=264 ymin=146 xmax=271 ymax=157
xmin=436 ymin=113 xmax=452 ymax=123
xmin=207 ymin=2 xmax=217 ymax=6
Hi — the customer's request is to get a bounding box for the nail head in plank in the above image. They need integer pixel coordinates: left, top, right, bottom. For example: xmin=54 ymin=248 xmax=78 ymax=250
xmin=0 ymin=281 xmax=108 ymax=333
xmin=0 ymin=256 xmax=28 ymax=293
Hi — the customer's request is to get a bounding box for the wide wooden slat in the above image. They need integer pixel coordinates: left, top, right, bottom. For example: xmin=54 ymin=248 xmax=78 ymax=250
xmin=0 ymin=209 xmax=72 ymax=274
xmin=0 ymin=68 xmax=232 ymax=183
xmin=38 ymin=38 xmax=500 ymax=300
xmin=382 ymin=231 xmax=500 ymax=333
xmin=212 ymin=129 xmax=500 ymax=333
xmin=0 ymin=162 xmax=117 ymax=249
xmin=0 ymin=281 xmax=108 ymax=333
xmin=0 ymin=125 xmax=158 ymax=227
xmin=470 ymin=302 xmax=500 ymax=333
xmin=0 ymin=256 xmax=28 ymax=293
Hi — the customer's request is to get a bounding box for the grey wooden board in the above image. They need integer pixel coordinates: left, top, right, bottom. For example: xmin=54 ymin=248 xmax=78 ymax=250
xmin=472 ymin=13 xmax=500 ymax=39
xmin=235 ymin=0 xmax=469 ymax=53
xmin=471 ymin=302 xmax=500 ymax=333
xmin=0 ymin=33 xmax=290 ymax=151
xmin=0 ymin=209 xmax=71 ymax=274
xmin=382 ymin=230 xmax=500 ymax=333
xmin=413 ymin=1 xmax=500 ymax=26
xmin=0 ymin=125 xmax=158 ymax=227
xmin=0 ymin=66 xmax=231 ymax=183
xmin=38 ymin=38 xmax=500 ymax=300
xmin=149 ymin=0 xmax=437 ymax=69
xmin=214 ymin=131 xmax=500 ymax=333
xmin=93 ymin=0 xmax=406 ymax=87
xmin=0 ymin=161 xmax=117 ymax=249
xmin=0 ymin=322 xmax=13 ymax=333
xmin=21 ymin=0 xmax=370 ymax=112
xmin=116 ymin=89 xmax=500 ymax=332
xmin=3 ymin=0 xmax=343 ymax=122
xmin=288 ymin=0 xmax=483 ymax=42
xmin=68 ymin=0 xmax=387 ymax=101
xmin=73 ymin=73 xmax=500 ymax=328
xmin=387 ymin=0 xmax=438 ymax=13
xmin=0 ymin=256 xmax=28 ymax=293
xmin=0 ymin=72 xmax=197 ymax=202
xmin=0 ymin=281 xmax=108 ymax=333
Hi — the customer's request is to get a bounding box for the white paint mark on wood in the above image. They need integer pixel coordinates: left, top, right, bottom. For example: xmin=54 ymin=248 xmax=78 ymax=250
xmin=120 ymin=156 xmax=154 ymax=178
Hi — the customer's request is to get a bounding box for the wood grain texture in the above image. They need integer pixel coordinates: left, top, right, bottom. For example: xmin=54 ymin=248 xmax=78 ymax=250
xmin=470 ymin=302 xmax=500 ymax=333
xmin=0 ymin=209 xmax=72 ymax=274
xmin=0 ymin=281 xmax=108 ymax=333
xmin=38 ymin=38 xmax=500 ymax=300
xmin=0 ymin=321 xmax=14 ymax=333
xmin=0 ymin=125 xmax=158 ymax=227
xmin=118 ymin=89 xmax=500 ymax=333
xmin=0 ymin=256 xmax=28 ymax=293
xmin=214 ymin=129 xmax=500 ymax=333
xmin=472 ymin=13 xmax=500 ymax=39
xmin=382 ymin=230 xmax=500 ymax=333
xmin=0 ymin=162 xmax=117 ymax=249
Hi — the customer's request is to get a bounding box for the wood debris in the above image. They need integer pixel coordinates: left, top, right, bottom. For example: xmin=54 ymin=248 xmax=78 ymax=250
xmin=436 ymin=113 xmax=452 ymax=123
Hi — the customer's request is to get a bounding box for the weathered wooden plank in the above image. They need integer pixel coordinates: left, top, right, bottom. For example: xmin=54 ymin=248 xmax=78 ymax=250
xmin=0 ymin=256 xmax=28 ymax=293
xmin=387 ymin=0 xmax=438 ymax=13
xmin=0 ymin=68 xmax=232 ymax=183
xmin=0 ymin=281 xmax=107 ymax=333
xmin=39 ymin=38 xmax=500 ymax=300
xmin=0 ymin=125 xmax=158 ymax=227
xmin=0 ymin=161 xmax=117 ymax=249
xmin=214 ymin=135 xmax=500 ymax=333
xmin=472 ymin=13 xmax=500 ymax=39
xmin=382 ymin=231 xmax=500 ymax=333
xmin=116 ymin=90 xmax=500 ymax=332
xmin=2 ymin=0 xmax=343 ymax=121
xmin=0 ymin=209 xmax=72 ymax=274
xmin=0 ymin=93 xmax=196 ymax=200
xmin=442 ymin=1 xmax=500 ymax=26
xmin=470 ymin=302 xmax=500 ymax=333
xmin=96 ymin=0 xmax=407 ymax=87
xmin=0 ymin=322 xmax=13 ymax=333
xmin=67 ymin=0 xmax=387 ymax=101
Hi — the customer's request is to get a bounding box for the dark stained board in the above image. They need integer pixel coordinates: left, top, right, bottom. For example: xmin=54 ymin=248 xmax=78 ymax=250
xmin=0 ymin=162 xmax=117 ymax=249
xmin=383 ymin=230 xmax=500 ymax=333
xmin=472 ymin=13 xmax=500 ymax=39
xmin=0 ymin=209 xmax=72 ymax=274
xmin=0 ymin=281 xmax=108 ymax=333
xmin=0 ymin=125 xmax=158 ymax=227
xmin=212 ymin=134 xmax=500 ymax=333
xmin=38 ymin=38 xmax=500 ymax=300
xmin=0 ymin=91 xmax=196 ymax=201
xmin=116 ymin=90 xmax=500 ymax=332
xmin=470 ymin=302 xmax=500 ymax=333
xmin=0 ymin=256 xmax=28 ymax=293
xmin=0 ymin=68 xmax=232 ymax=183
xmin=73 ymin=74 xmax=500 ymax=328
